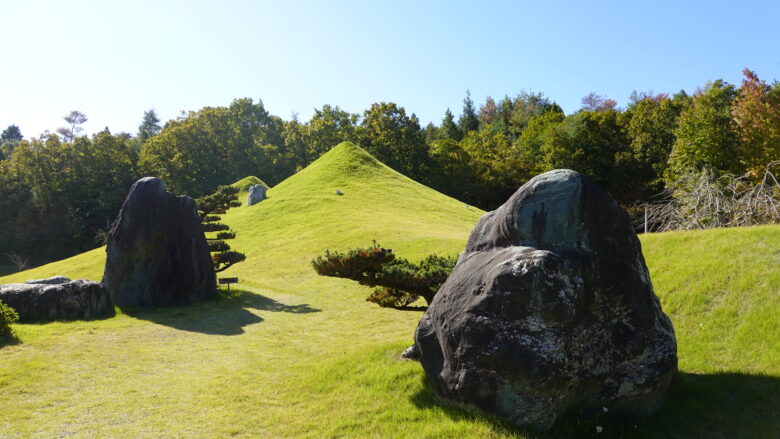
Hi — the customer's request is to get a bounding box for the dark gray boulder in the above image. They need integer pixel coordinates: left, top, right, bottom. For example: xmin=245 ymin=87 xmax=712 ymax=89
xmin=246 ymin=184 xmax=267 ymax=206
xmin=414 ymin=169 xmax=677 ymax=430
xmin=0 ymin=280 xmax=114 ymax=321
xmin=24 ymin=275 xmax=71 ymax=285
xmin=102 ymin=177 xmax=216 ymax=308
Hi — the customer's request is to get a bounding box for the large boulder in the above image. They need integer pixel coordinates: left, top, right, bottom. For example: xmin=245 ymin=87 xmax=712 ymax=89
xmin=414 ymin=169 xmax=677 ymax=430
xmin=0 ymin=279 xmax=114 ymax=321
xmin=103 ymin=177 xmax=216 ymax=308
xmin=246 ymin=184 xmax=267 ymax=206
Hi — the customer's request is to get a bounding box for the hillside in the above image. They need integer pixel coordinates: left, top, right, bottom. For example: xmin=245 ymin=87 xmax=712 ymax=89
xmin=1 ymin=143 xmax=778 ymax=438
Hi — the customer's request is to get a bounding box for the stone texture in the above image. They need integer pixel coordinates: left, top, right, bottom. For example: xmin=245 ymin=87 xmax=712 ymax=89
xmin=414 ymin=169 xmax=677 ymax=430
xmin=24 ymin=275 xmax=71 ymax=285
xmin=246 ymin=184 xmax=267 ymax=206
xmin=0 ymin=280 xmax=114 ymax=321
xmin=103 ymin=177 xmax=216 ymax=308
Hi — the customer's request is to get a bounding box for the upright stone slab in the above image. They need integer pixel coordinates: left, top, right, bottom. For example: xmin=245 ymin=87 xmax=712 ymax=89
xmin=102 ymin=177 xmax=216 ymax=308
xmin=246 ymin=184 xmax=267 ymax=206
xmin=415 ymin=169 xmax=677 ymax=430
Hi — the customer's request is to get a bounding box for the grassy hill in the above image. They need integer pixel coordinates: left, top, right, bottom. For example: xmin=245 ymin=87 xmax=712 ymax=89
xmin=230 ymin=175 xmax=269 ymax=192
xmin=1 ymin=142 xmax=778 ymax=438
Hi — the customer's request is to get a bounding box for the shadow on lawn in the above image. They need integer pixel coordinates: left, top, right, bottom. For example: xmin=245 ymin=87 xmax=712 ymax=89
xmin=0 ymin=334 xmax=21 ymax=349
xmin=126 ymin=288 xmax=320 ymax=336
xmin=410 ymin=371 xmax=780 ymax=438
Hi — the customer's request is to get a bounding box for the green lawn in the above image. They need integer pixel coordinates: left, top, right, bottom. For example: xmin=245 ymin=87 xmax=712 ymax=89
xmin=1 ymin=143 xmax=778 ymax=438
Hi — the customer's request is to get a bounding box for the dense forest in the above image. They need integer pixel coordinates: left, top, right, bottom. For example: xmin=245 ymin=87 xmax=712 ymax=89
xmin=1 ymin=68 xmax=778 ymax=269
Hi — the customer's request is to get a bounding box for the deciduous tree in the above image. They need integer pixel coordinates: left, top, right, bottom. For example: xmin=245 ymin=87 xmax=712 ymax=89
xmin=732 ymin=68 xmax=780 ymax=177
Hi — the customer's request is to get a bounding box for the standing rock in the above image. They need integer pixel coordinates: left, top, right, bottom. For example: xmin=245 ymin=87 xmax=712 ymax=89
xmin=246 ymin=184 xmax=267 ymax=206
xmin=103 ymin=177 xmax=216 ymax=308
xmin=0 ymin=279 xmax=114 ymax=321
xmin=414 ymin=169 xmax=677 ymax=430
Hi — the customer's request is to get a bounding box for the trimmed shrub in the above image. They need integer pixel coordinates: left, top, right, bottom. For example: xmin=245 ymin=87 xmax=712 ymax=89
xmin=0 ymin=299 xmax=19 ymax=338
xmin=312 ymin=241 xmax=456 ymax=309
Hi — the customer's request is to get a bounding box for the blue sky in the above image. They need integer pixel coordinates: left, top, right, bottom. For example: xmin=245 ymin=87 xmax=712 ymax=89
xmin=1 ymin=0 xmax=779 ymax=138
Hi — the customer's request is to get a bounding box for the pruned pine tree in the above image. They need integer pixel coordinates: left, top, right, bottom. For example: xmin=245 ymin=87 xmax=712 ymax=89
xmin=311 ymin=241 xmax=456 ymax=309
xmin=196 ymin=186 xmax=246 ymax=273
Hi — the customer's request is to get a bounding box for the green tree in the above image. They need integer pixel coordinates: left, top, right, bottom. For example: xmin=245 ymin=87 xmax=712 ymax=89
xmin=2 ymin=131 xmax=138 ymax=264
xmin=666 ymin=80 xmax=741 ymax=185
xmin=138 ymin=109 xmax=162 ymax=143
xmin=438 ymin=108 xmax=462 ymax=141
xmin=0 ymin=299 xmax=19 ymax=339
xmin=507 ymin=91 xmax=561 ymax=138
xmin=56 ymin=110 xmax=88 ymax=142
xmin=619 ymin=94 xmax=686 ymax=197
xmin=516 ymin=110 xmax=565 ymax=175
xmin=357 ymin=102 xmax=429 ymax=181
xmin=140 ymin=98 xmax=287 ymax=197
xmin=428 ymin=138 xmax=474 ymax=200
xmin=540 ymin=109 xmax=632 ymax=201
xmin=306 ymin=105 xmax=359 ymax=161
xmin=423 ymin=122 xmax=438 ymax=145
xmin=196 ymin=186 xmax=246 ymax=273
xmin=0 ymin=124 xmax=23 ymax=159
xmin=458 ymin=90 xmax=479 ymax=134
xmin=1 ymin=124 xmax=22 ymax=143
xmin=459 ymin=125 xmax=530 ymax=209
xmin=311 ymin=242 xmax=456 ymax=308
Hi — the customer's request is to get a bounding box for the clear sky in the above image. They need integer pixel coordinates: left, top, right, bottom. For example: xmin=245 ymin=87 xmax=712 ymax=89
xmin=2 ymin=0 xmax=779 ymax=138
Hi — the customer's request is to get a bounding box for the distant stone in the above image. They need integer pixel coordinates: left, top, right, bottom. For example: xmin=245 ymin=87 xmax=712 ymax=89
xmin=246 ymin=184 xmax=267 ymax=206
xmin=0 ymin=280 xmax=114 ymax=321
xmin=102 ymin=177 xmax=216 ymax=308
xmin=24 ymin=275 xmax=71 ymax=285
xmin=415 ymin=169 xmax=677 ymax=430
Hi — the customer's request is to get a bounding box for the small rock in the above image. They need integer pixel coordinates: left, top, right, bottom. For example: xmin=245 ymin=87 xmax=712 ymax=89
xmin=401 ymin=344 xmax=421 ymax=361
xmin=246 ymin=184 xmax=267 ymax=206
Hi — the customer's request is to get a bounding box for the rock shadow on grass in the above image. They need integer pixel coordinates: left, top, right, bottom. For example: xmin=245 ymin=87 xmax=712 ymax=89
xmin=410 ymin=371 xmax=780 ymax=438
xmin=125 ymin=288 xmax=319 ymax=336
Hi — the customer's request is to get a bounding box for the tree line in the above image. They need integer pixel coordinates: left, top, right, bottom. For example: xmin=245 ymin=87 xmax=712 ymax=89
xmin=1 ymin=68 xmax=778 ymax=269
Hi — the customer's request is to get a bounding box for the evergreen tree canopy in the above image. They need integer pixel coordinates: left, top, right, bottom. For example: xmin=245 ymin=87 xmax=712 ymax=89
xmin=312 ymin=242 xmax=456 ymax=309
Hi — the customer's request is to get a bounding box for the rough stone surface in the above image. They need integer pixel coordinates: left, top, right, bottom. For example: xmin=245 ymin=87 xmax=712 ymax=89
xmin=414 ymin=169 xmax=677 ymax=430
xmin=103 ymin=177 xmax=216 ymax=308
xmin=246 ymin=184 xmax=267 ymax=206
xmin=0 ymin=280 xmax=114 ymax=321
xmin=401 ymin=344 xmax=421 ymax=361
xmin=24 ymin=275 xmax=71 ymax=285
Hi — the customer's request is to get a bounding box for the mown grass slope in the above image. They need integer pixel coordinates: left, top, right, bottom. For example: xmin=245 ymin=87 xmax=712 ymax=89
xmin=230 ymin=175 xmax=268 ymax=192
xmin=1 ymin=142 xmax=778 ymax=438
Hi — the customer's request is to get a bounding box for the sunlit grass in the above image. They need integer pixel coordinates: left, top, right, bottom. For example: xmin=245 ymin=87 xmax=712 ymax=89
xmin=1 ymin=143 xmax=778 ymax=437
